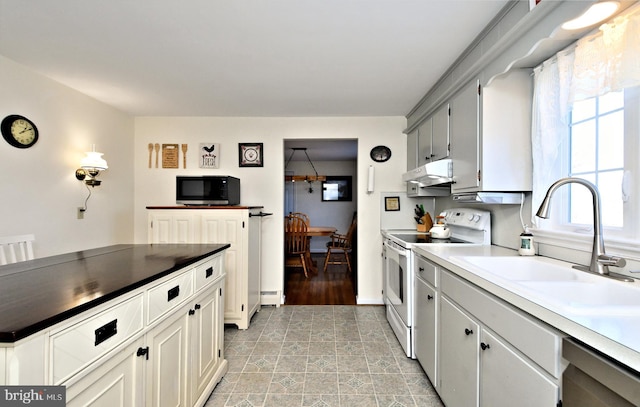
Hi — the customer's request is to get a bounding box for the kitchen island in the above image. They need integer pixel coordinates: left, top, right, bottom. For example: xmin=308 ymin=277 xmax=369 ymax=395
xmin=0 ymin=243 xmax=229 ymax=407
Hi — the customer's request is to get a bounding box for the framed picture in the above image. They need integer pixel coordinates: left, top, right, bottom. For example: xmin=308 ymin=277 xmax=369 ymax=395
xmin=385 ymin=196 xmax=400 ymax=211
xmin=322 ymin=176 xmax=352 ymax=202
xmin=199 ymin=143 xmax=220 ymax=168
xmin=239 ymin=143 xmax=264 ymax=167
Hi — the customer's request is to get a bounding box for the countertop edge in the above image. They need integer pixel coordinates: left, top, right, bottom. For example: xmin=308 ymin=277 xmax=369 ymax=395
xmin=0 ymin=243 xmax=230 ymax=343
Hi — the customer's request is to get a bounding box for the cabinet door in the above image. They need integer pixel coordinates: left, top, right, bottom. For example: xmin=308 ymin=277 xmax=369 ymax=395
xmin=450 ymin=80 xmax=480 ymax=192
xmin=417 ymin=117 xmax=433 ymax=167
xmin=146 ymin=310 xmax=189 ymax=407
xmin=200 ymin=211 xmax=246 ymax=326
xmin=189 ymin=286 xmax=221 ymax=404
xmin=480 ymin=329 xmax=559 ymax=407
xmin=66 ymin=338 xmax=144 ymax=407
xmin=431 ymin=104 xmax=450 ymax=161
xmin=149 ymin=211 xmax=197 ymax=244
xmin=414 ymin=277 xmax=437 ymax=386
xmin=407 ymin=128 xmax=419 ymax=171
xmin=439 ymin=297 xmax=480 ymax=407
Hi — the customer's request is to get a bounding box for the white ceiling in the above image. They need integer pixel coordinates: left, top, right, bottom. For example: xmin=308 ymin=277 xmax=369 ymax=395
xmin=0 ymin=0 xmax=510 ymax=118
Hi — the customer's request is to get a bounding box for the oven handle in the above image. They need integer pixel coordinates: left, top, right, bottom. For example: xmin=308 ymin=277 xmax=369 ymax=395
xmin=384 ymin=241 xmax=407 ymax=257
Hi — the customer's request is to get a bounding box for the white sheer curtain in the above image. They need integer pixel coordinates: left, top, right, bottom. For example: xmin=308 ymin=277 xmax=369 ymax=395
xmin=531 ymin=5 xmax=640 ymax=226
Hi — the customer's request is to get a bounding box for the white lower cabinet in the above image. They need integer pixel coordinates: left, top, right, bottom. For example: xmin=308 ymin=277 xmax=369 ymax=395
xmin=66 ymin=338 xmax=145 ymax=407
xmin=480 ymin=329 xmax=559 ymax=407
xmin=439 ymin=297 xmax=480 ymax=407
xmin=414 ymin=276 xmax=438 ymax=386
xmin=65 ymin=269 xmax=225 ymax=407
xmin=146 ymin=303 xmax=190 ymax=407
xmin=0 ymin=253 xmax=230 ymax=407
xmin=439 ymin=270 xmax=562 ymax=407
xmin=148 ymin=208 xmax=262 ymax=329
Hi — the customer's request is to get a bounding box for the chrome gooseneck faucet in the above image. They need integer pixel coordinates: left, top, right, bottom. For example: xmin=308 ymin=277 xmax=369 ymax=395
xmin=536 ymin=177 xmax=632 ymax=282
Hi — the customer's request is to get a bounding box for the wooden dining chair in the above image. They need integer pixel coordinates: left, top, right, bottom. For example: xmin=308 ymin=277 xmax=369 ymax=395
xmin=323 ymin=217 xmax=357 ymax=273
xmin=290 ymin=212 xmax=313 ymax=269
xmin=0 ymin=234 xmax=35 ymax=265
xmin=285 ymin=215 xmax=310 ymax=277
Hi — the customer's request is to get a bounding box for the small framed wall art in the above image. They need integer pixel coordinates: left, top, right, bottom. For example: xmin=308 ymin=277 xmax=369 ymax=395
xmin=200 ymin=143 xmax=220 ymax=168
xmin=385 ymin=196 xmax=400 ymax=211
xmin=239 ymin=143 xmax=263 ymax=167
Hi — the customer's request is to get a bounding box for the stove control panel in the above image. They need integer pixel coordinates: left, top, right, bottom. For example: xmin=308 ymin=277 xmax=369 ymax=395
xmin=441 ymin=208 xmax=491 ymax=231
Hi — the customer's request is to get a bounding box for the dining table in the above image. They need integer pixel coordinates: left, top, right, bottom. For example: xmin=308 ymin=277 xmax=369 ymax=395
xmin=306 ymin=226 xmax=337 ymax=237
xmin=304 ymin=226 xmax=337 ymax=272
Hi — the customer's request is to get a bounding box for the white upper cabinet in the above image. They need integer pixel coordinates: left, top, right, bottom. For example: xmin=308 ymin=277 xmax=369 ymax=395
xmin=450 ymin=69 xmax=532 ymax=193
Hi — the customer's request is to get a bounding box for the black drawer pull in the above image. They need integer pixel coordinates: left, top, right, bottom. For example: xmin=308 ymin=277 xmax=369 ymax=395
xmin=167 ymin=285 xmax=180 ymax=302
xmin=137 ymin=346 xmax=149 ymax=360
xmin=95 ymin=319 xmax=117 ymax=346
xmin=464 ymin=328 xmax=473 ymax=336
xmin=427 ymin=295 xmax=434 ymax=300
xmin=481 ymin=342 xmax=491 ymax=351
xmin=206 ymin=267 xmax=213 ymax=278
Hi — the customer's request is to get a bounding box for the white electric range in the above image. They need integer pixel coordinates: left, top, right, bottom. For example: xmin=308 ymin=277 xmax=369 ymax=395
xmin=382 ymin=208 xmax=491 ymax=358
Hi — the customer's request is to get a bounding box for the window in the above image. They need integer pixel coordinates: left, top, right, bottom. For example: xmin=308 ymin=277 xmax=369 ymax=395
xmin=531 ymin=6 xmax=640 ymax=250
xmin=568 ymin=91 xmax=624 ymax=228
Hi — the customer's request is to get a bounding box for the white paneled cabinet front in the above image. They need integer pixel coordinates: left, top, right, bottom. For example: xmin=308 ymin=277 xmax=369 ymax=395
xmin=199 ymin=211 xmax=246 ymax=327
xmin=56 ymin=253 xmax=226 ymax=407
xmin=439 ymin=296 xmax=480 ymax=407
xmin=149 ymin=210 xmax=197 ymax=244
xmin=438 ymin=269 xmax=562 ymax=407
xmin=66 ymin=338 xmax=145 ymax=407
xmin=480 ymin=329 xmax=559 ymax=407
xmin=148 ymin=208 xmax=261 ymax=329
xmin=449 ymin=69 xmax=532 ymax=193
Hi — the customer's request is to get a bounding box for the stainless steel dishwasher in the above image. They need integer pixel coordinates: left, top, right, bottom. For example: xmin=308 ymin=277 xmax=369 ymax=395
xmin=563 ymin=338 xmax=640 ymax=406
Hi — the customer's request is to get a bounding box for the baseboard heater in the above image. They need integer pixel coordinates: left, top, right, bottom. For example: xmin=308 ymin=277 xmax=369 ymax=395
xmin=260 ymin=290 xmax=283 ymax=307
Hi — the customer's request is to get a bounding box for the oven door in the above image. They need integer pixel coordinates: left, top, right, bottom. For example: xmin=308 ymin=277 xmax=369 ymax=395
xmin=384 ymin=240 xmax=409 ymax=325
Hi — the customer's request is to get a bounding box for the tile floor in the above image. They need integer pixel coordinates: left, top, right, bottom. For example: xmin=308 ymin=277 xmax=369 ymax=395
xmin=204 ymin=305 xmax=444 ymax=407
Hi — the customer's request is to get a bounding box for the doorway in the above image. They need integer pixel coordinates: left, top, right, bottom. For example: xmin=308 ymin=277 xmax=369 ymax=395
xmin=283 ymin=139 xmax=358 ymax=305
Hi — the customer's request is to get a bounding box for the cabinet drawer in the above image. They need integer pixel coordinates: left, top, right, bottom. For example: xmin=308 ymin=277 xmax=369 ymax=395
xmin=441 ymin=270 xmax=563 ymax=378
xmin=414 ymin=254 xmax=437 ymax=286
xmin=51 ymin=294 xmax=144 ymax=384
xmin=147 ymin=270 xmax=194 ymax=324
xmin=194 ymin=255 xmax=222 ymax=292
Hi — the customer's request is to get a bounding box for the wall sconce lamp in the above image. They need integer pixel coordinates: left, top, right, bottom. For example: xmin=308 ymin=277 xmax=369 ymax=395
xmin=75 ymin=145 xmax=108 ymax=187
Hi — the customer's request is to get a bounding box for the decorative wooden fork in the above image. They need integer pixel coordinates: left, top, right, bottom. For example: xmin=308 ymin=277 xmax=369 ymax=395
xmin=181 ymin=144 xmax=188 ymax=168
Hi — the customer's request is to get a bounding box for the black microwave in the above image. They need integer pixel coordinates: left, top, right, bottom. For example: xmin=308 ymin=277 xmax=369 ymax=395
xmin=176 ymin=176 xmax=240 ymax=206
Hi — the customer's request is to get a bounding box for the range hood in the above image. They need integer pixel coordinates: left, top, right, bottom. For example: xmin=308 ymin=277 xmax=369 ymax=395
xmin=402 ymin=159 xmax=453 ymax=187
xmin=452 ymin=192 xmax=524 ymax=204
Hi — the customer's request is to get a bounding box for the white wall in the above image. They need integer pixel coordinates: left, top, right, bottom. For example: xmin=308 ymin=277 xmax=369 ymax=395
xmin=133 ymin=117 xmax=407 ymax=304
xmin=0 ymin=56 xmax=135 ymax=257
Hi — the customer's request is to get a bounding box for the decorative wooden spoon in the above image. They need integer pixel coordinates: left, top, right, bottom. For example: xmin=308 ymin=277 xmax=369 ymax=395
xmin=154 ymin=143 xmax=160 ymax=168
xmin=181 ymin=144 xmax=188 ymax=169
xmin=148 ymin=143 xmax=153 ymax=168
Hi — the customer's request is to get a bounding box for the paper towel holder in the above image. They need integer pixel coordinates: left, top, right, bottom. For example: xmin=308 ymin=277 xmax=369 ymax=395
xmin=367 ymin=165 xmax=375 ymax=194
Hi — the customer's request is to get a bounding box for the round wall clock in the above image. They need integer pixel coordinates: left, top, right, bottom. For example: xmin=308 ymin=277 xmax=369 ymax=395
xmin=1 ymin=114 xmax=39 ymax=149
xmin=370 ymin=145 xmax=391 ymax=162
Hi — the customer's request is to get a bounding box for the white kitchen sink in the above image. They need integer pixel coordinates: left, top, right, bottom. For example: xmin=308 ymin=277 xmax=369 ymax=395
xmin=517 ymin=281 xmax=640 ymax=315
xmin=453 ymin=256 xmax=598 ymax=283
xmin=452 ymin=255 xmax=640 ymax=316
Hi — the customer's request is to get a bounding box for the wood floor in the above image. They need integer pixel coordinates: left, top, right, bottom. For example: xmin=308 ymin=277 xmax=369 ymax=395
xmin=284 ymin=253 xmax=356 ymax=305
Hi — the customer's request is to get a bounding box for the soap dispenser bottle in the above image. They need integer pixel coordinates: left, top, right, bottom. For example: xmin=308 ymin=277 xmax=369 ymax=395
xmin=519 ymin=227 xmax=535 ymax=256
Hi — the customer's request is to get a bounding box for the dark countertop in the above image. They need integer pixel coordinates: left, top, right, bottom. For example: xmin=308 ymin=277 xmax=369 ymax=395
xmin=146 ymin=205 xmax=264 ymax=210
xmin=0 ymin=244 xmax=229 ymax=343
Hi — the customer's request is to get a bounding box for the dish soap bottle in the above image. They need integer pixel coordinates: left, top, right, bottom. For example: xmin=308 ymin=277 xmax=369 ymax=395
xmin=519 ymin=227 xmax=535 ymax=256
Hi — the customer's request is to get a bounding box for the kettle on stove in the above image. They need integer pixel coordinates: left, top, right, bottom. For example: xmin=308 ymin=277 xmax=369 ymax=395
xmin=429 ymin=216 xmax=451 ymax=239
